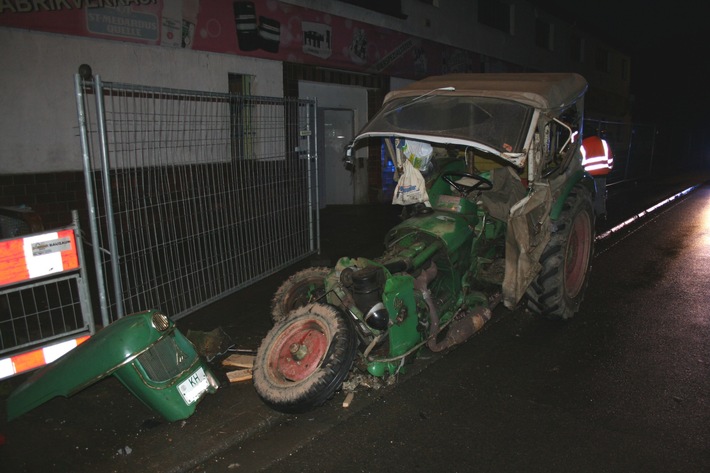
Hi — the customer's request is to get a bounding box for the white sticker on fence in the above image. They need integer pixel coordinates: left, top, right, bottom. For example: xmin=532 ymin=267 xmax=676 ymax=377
xmin=23 ymin=232 xmax=63 ymax=279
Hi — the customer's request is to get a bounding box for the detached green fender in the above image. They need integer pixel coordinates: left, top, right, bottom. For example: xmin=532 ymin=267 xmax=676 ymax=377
xmin=550 ymin=170 xmax=596 ymax=221
xmin=7 ymin=310 xmax=218 ymax=422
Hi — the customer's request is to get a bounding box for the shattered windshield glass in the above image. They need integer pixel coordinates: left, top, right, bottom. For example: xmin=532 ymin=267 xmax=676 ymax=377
xmin=362 ymin=95 xmax=534 ymax=154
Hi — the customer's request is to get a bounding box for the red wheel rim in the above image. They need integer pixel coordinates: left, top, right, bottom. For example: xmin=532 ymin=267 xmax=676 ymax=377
xmin=268 ymin=319 xmax=330 ymax=382
xmin=565 ymin=211 xmax=592 ymax=298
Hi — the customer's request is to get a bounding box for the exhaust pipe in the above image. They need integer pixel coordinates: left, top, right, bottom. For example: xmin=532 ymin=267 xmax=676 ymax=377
xmin=427 ymin=305 xmax=492 ymax=353
xmin=414 ymin=261 xmax=498 ymax=352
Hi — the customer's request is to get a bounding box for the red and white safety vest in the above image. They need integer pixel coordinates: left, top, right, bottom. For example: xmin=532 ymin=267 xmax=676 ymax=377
xmin=581 ymin=136 xmax=613 ymax=176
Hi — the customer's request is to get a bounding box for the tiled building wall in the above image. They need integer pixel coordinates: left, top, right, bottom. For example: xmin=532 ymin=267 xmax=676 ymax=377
xmin=0 ymin=171 xmax=87 ymax=232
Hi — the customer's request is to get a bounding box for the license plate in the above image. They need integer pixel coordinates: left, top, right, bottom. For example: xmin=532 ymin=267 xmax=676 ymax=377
xmin=177 ymin=367 xmax=209 ymax=405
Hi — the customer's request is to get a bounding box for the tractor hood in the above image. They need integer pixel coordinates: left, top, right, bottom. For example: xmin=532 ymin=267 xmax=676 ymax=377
xmin=6 ymin=310 xmax=218 ymax=422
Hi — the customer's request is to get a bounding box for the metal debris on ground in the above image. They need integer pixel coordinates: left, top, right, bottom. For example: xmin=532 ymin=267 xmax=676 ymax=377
xmin=342 ymin=372 xmax=395 ymax=393
xmin=186 ymin=327 xmax=234 ymax=362
xmin=116 ymin=446 xmax=132 ymax=456
xmin=340 ymin=372 xmax=400 ymax=408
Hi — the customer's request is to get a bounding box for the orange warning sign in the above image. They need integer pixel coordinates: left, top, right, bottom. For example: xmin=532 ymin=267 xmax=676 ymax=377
xmin=0 ymin=229 xmax=79 ymax=287
xmin=0 ymin=335 xmax=91 ymax=380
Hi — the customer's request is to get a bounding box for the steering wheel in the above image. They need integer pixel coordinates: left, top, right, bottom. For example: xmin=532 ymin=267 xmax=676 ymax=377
xmin=442 ymin=172 xmax=493 ymax=196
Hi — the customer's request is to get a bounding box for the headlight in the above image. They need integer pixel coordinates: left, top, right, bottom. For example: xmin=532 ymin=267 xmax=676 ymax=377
xmin=364 ymin=302 xmax=389 ymax=331
xmin=151 ymin=311 xmax=171 ymax=331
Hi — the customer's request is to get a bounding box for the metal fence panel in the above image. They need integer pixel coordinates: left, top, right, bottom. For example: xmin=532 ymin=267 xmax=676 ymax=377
xmin=76 ymin=75 xmax=318 ymax=322
xmin=585 ymin=119 xmax=657 ymax=183
xmin=0 ymin=212 xmax=94 ymax=379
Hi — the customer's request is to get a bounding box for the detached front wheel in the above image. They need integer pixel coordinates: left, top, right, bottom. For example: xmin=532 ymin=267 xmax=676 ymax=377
xmin=253 ymin=303 xmax=358 ymax=413
xmin=526 ymin=185 xmax=594 ymax=319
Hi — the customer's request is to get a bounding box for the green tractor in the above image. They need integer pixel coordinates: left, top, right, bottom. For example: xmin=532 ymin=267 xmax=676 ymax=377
xmin=253 ymin=73 xmax=596 ymax=413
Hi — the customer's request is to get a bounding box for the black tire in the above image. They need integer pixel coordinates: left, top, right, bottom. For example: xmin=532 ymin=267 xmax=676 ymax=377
xmin=271 ymin=267 xmax=331 ymax=323
xmin=526 ymin=185 xmax=595 ymax=319
xmin=253 ymin=303 xmax=358 ymax=413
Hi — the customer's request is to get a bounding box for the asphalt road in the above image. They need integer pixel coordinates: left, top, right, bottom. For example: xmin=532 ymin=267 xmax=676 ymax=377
xmin=191 ymin=183 xmax=710 ymax=472
xmin=1 ymin=176 xmax=708 ymax=473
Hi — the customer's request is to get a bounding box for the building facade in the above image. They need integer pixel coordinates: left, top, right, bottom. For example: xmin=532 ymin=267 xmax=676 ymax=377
xmin=0 ymin=0 xmax=630 ymax=226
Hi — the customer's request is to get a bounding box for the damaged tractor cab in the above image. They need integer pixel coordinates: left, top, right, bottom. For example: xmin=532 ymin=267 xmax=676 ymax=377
xmin=253 ymin=73 xmax=596 ymax=414
xmin=7 ymin=309 xmax=219 ymax=422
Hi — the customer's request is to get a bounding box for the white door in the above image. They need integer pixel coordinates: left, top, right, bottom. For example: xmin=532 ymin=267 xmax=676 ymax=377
xmin=321 ymin=108 xmax=354 ymax=205
xmin=299 ymin=81 xmax=368 ymax=206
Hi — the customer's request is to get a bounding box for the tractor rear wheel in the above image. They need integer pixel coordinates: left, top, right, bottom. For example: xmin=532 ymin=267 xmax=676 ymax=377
xmin=526 ymin=185 xmax=594 ymax=319
xmin=253 ymin=303 xmax=358 ymax=413
xmin=271 ymin=267 xmax=330 ymax=323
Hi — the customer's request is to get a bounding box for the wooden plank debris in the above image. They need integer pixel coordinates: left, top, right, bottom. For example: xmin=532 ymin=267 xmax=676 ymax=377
xmin=342 ymin=391 xmax=355 ymax=408
xmin=226 ymin=369 xmax=253 ymax=383
xmin=222 ymin=354 xmax=255 ymax=369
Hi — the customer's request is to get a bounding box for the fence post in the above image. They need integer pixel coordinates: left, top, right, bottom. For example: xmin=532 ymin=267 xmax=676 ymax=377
xmin=93 ymin=75 xmax=125 ymax=319
xmin=73 ymin=210 xmax=96 ymax=334
xmin=74 ymin=73 xmax=111 ymax=328
xmin=307 ymin=99 xmax=320 ymax=254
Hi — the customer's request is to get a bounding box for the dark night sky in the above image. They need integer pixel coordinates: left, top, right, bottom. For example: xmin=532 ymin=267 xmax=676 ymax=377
xmin=531 ymin=0 xmax=709 ymax=127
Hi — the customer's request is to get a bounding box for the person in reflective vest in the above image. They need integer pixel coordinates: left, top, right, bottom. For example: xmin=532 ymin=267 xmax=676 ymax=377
xmin=581 ymin=135 xmax=613 ymax=216
xmin=581 ymin=135 xmax=613 ymax=176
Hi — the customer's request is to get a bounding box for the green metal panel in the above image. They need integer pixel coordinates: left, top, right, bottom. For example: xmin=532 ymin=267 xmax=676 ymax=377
xmin=391 ymin=212 xmax=474 ymax=256
xmin=550 ymin=170 xmax=594 ymax=220
xmin=113 ymin=329 xmax=212 ymax=422
xmin=383 ymin=275 xmax=421 ymax=355
xmin=6 ymin=310 xmax=217 ymax=422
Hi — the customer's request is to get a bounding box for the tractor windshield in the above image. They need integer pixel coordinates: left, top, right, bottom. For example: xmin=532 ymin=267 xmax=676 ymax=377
xmin=355 ymin=95 xmax=534 ymax=156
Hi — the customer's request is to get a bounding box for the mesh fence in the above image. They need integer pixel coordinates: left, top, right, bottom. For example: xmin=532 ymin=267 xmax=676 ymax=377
xmin=585 ymin=119 xmax=657 ymax=183
xmin=77 ymin=77 xmax=318 ymax=322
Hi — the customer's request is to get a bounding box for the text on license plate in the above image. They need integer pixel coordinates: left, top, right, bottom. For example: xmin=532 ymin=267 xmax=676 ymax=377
xmin=178 ymin=367 xmax=209 ymax=405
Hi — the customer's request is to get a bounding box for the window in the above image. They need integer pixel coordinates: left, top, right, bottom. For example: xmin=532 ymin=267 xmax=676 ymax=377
xmin=229 ymin=73 xmax=254 ymax=160
xmin=478 ymin=0 xmax=512 ymax=34
xmin=229 ymin=73 xmax=253 ymax=96
xmin=362 ymin=95 xmax=533 ymax=154
xmin=535 ymin=18 xmax=553 ymax=50
xmin=542 ymin=103 xmax=582 ymax=174
xmin=569 ymin=33 xmax=584 ymax=63
xmin=621 ymin=58 xmax=630 ymax=81
xmin=341 ymin=0 xmax=406 ymax=18
xmin=595 ymin=46 xmax=610 ymax=73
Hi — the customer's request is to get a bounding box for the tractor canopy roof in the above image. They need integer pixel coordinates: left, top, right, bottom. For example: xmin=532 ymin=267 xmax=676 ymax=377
xmin=384 ymin=72 xmax=588 ymax=111
xmin=349 ymin=72 xmax=588 ymax=159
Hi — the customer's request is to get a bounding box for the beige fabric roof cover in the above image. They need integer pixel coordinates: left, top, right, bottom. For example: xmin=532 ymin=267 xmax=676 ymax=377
xmin=385 ymin=73 xmax=588 ymax=111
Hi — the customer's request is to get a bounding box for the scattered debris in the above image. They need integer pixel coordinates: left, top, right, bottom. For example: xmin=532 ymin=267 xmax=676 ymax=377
xmin=186 ymin=327 xmax=258 ymax=384
xmin=339 ymin=372 xmax=400 ymax=408
xmin=225 ymin=369 xmax=253 ymax=383
xmin=222 ymin=354 xmax=254 ymax=369
xmin=342 ymin=372 xmax=393 ymax=392
xmin=186 ymin=327 xmax=234 ymax=361
xmin=116 ymin=445 xmax=132 ymax=456
xmin=342 ymin=392 xmax=355 ymax=408
xmin=222 ymin=353 xmax=255 ymax=383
